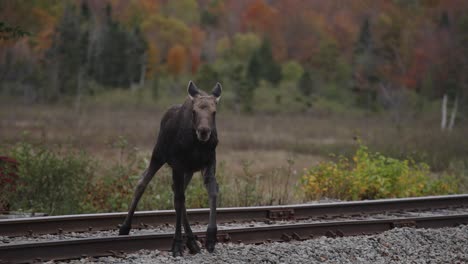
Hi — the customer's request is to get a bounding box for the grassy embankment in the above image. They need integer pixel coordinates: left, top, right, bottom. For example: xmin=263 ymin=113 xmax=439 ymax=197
xmin=1 ymin=91 xmax=466 ymax=215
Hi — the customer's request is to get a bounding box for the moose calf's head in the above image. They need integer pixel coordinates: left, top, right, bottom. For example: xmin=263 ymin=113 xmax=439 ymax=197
xmin=188 ymin=81 xmax=222 ymax=142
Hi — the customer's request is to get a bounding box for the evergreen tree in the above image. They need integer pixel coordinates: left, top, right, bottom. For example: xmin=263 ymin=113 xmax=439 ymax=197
xmin=47 ymin=3 xmax=90 ymax=99
xmin=231 ymin=63 xmax=254 ymax=113
xmin=126 ymin=27 xmax=147 ymax=85
xmin=247 ymin=50 xmax=261 ymax=86
xmin=257 ymin=40 xmax=281 ymax=85
xmin=354 ymin=17 xmax=371 ymax=55
xmin=315 ymin=40 xmax=339 ymax=82
xmin=195 ymin=64 xmax=219 ymax=90
xmin=352 ymin=17 xmax=379 ymax=110
xmin=440 ymin=11 xmax=450 ymax=28
xmin=0 ymin=21 xmax=30 ymax=40
xmin=298 ymin=70 xmax=314 ymax=96
xmin=247 ymin=39 xmax=282 ymax=87
xmin=93 ymin=6 xmax=128 ymax=87
xmin=88 ymin=4 xmax=146 ymax=88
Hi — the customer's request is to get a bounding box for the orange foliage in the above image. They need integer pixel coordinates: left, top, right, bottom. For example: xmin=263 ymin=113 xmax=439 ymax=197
xmin=0 ymin=2 xmax=59 ymax=63
xmin=191 ymin=26 xmax=206 ymax=47
xmin=402 ymin=49 xmax=429 ymax=89
xmin=146 ymin=42 xmax=160 ymax=79
xmin=31 ymin=7 xmax=57 ymax=56
xmin=167 ymin=44 xmax=187 ymax=76
xmin=242 ymin=0 xmax=285 ymax=60
xmin=242 ymin=0 xmax=278 ymax=33
xmin=190 ymin=26 xmax=205 ymax=73
xmin=190 ymin=48 xmax=201 ymax=74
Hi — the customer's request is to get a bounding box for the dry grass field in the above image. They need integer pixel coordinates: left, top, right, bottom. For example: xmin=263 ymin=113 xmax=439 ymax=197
xmin=2 ymin=101 xmax=467 ymax=170
xmin=1 ymin=100 xmax=467 ymax=209
xmin=1 ymin=103 xmax=347 ymax=173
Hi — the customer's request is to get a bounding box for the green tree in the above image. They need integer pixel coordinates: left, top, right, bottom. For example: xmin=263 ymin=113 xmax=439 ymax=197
xmin=298 ymin=70 xmax=316 ymax=96
xmin=247 ymin=49 xmax=261 ymax=86
xmin=200 ymin=0 xmax=222 ymax=28
xmin=46 ymin=3 xmax=89 ymax=99
xmin=231 ymin=64 xmax=254 ymax=113
xmin=457 ymin=14 xmax=468 ymax=112
xmin=195 ymin=64 xmax=219 ymax=90
xmin=88 ymin=4 xmax=146 ymax=88
xmin=257 ymin=40 xmax=281 ymax=85
xmin=315 ymin=39 xmax=339 ymax=82
xmin=217 ymin=33 xmax=261 ymax=62
xmin=0 ymin=21 xmax=30 ymax=40
xmin=231 ymin=33 xmax=262 ymax=60
xmin=352 ymin=17 xmax=379 ymax=110
xmin=282 ymin=61 xmax=304 ymax=82
xmin=354 ymin=17 xmax=371 ymax=55
xmin=247 ymin=39 xmax=282 ymax=86
xmin=126 ymin=27 xmax=147 ymax=85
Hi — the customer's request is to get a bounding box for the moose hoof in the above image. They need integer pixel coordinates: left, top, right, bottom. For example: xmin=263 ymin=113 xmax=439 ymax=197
xmin=186 ymin=236 xmax=201 ymax=254
xmin=118 ymin=225 xmax=130 ymax=235
xmin=171 ymin=239 xmax=184 ymax=257
xmin=205 ymin=227 xmax=217 ymax=253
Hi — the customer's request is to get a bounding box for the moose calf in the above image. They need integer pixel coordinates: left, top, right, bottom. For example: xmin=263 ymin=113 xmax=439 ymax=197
xmin=119 ymin=81 xmax=222 ymax=257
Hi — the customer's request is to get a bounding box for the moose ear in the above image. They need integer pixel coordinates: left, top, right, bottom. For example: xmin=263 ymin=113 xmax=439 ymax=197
xmin=211 ymin=82 xmax=222 ymax=103
xmin=187 ymin=80 xmax=199 ymax=100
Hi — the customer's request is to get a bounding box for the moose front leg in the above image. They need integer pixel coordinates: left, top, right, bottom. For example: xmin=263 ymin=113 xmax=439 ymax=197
xmin=183 ymin=173 xmax=201 ymax=254
xmin=119 ymin=155 xmax=163 ymax=235
xmin=203 ymin=161 xmax=218 ymax=253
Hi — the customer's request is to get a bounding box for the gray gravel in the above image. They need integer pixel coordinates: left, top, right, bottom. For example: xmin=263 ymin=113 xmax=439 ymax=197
xmin=53 ymin=225 xmax=468 ymax=264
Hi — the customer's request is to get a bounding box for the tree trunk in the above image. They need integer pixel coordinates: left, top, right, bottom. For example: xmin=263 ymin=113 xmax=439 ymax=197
xmin=139 ymin=52 xmax=147 ymax=87
xmin=441 ymin=93 xmax=448 ymax=131
xmin=49 ymin=62 xmax=59 ymax=102
xmin=75 ymin=67 xmax=84 ymax=114
xmin=448 ymin=95 xmax=458 ymax=131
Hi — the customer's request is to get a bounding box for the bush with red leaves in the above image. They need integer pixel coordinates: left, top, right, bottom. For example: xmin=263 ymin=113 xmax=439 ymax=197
xmin=0 ymin=156 xmax=19 ymax=211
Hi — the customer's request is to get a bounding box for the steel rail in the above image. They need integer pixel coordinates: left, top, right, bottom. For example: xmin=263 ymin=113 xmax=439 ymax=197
xmin=1 ymin=194 xmax=467 ymax=237
xmin=1 ymin=214 xmax=467 ymax=263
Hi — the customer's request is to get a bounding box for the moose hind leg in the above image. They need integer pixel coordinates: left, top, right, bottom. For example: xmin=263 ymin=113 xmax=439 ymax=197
xmin=119 ymin=157 xmax=163 ymax=235
xmin=203 ymin=163 xmax=218 ymax=253
xmin=171 ymin=169 xmax=185 ymax=257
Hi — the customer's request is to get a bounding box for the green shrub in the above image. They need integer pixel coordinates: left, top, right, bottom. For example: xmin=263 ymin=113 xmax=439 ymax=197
xmin=3 ymin=142 xmax=95 ymax=215
xmin=282 ymin=61 xmax=304 ymax=82
xmin=253 ymin=81 xmax=309 ymax=113
xmin=1 ymin=140 xmax=208 ymax=214
xmin=300 ymin=144 xmax=458 ymax=201
xmin=446 ymin=159 xmax=468 ymax=193
xmin=232 ymin=160 xmax=262 ymax=206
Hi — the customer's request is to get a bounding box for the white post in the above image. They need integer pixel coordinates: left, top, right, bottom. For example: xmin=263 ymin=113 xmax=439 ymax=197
xmin=448 ymin=95 xmax=458 ymax=131
xmin=441 ymin=93 xmax=448 ymax=131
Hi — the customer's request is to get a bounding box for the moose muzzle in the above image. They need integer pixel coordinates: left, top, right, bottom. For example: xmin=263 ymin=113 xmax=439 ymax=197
xmin=196 ymin=127 xmax=211 ymax=142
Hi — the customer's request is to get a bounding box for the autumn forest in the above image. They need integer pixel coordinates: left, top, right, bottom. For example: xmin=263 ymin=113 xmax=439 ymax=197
xmin=1 ymin=0 xmax=467 ymax=115
xmin=1 ymin=1 xmax=468 ymax=213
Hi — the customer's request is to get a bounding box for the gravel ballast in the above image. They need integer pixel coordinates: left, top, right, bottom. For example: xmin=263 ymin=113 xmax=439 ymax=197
xmin=55 ymin=225 xmax=467 ymax=264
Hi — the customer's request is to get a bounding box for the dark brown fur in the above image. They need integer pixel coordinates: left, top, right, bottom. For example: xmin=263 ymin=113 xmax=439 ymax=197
xmin=119 ymin=81 xmax=222 ymax=256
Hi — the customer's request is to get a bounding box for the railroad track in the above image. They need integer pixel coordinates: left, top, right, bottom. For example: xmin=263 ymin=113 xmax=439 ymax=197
xmin=2 ymin=194 xmax=467 ymax=237
xmin=0 ymin=194 xmax=467 ymax=263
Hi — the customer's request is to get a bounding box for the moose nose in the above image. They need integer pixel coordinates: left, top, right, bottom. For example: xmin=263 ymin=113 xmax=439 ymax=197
xmin=197 ymin=127 xmax=211 ymax=142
